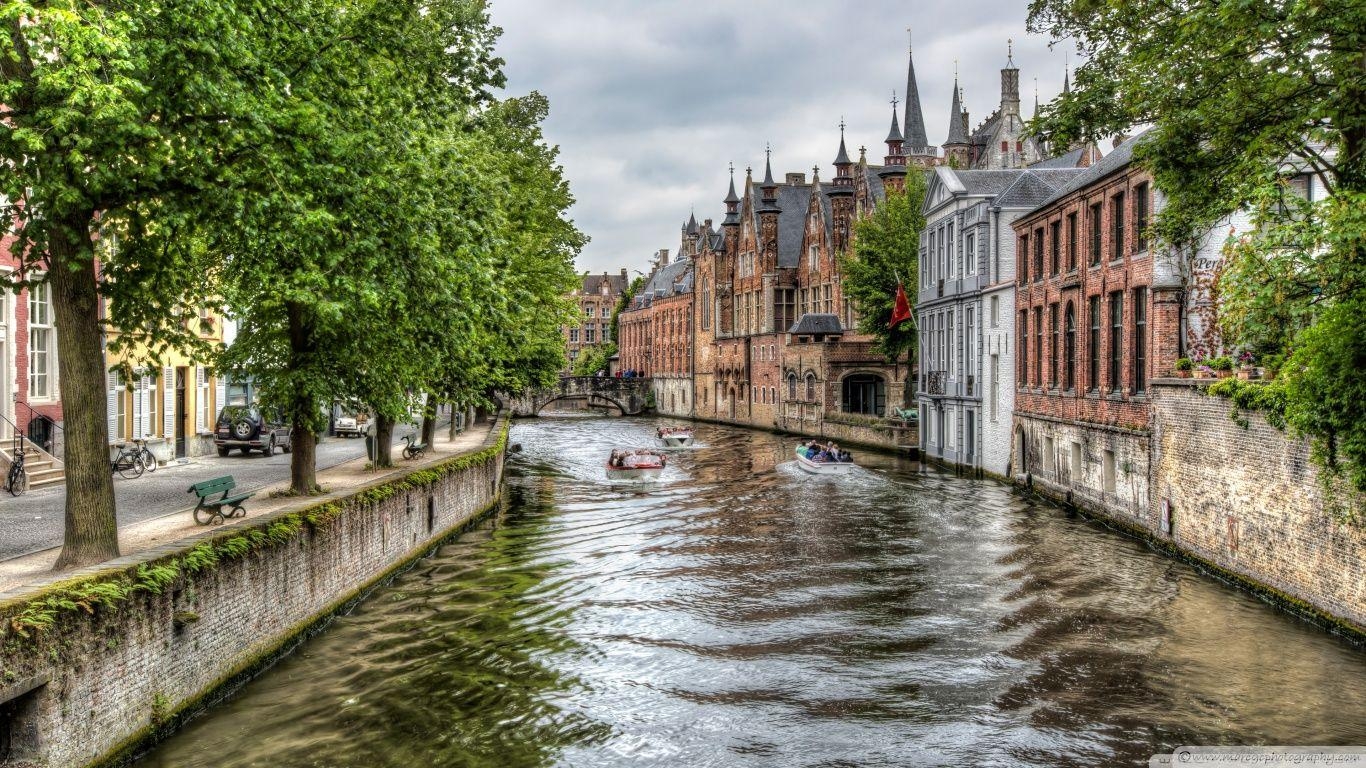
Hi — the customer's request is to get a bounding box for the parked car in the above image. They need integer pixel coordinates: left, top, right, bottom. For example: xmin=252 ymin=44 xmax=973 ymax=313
xmin=214 ymin=406 xmax=293 ymax=457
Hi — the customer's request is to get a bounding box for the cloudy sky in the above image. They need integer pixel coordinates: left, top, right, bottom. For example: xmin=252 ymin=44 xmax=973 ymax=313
xmin=488 ymin=0 xmax=1078 ymax=276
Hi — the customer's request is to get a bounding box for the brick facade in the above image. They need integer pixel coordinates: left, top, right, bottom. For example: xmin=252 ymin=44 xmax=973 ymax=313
xmin=564 ymin=270 xmax=628 ymax=372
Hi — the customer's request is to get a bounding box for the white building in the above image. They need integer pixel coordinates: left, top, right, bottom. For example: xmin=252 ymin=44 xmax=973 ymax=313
xmin=916 ymin=165 xmax=1084 ymax=476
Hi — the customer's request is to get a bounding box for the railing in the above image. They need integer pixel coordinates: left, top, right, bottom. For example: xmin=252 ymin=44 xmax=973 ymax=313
xmin=926 ymin=370 xmax=948 ymax=396
xmin=15 ymin=400 xmax=62 ymax=459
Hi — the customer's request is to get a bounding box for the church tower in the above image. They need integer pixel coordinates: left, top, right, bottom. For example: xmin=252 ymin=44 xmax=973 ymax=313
xmin=902 ymin=31 xmax=936 ymax=168
xmin=942 ymin=75 xmax=970 ymax=168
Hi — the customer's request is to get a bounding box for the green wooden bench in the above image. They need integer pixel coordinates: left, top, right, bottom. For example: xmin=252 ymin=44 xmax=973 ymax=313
xmin=188 ymin=475 xmax=255 ymax=525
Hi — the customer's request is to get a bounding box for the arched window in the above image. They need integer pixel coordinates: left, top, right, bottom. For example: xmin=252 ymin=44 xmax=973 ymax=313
xmin=787 ymin=372 xmax=797 ymax=400
xmin=841 ymin=374 xmax=887 ymax=416
xmin=805 ymin=373 xmax=817 ymax=402
xmin=1064 ymin=302 xmax=1076 ymax=391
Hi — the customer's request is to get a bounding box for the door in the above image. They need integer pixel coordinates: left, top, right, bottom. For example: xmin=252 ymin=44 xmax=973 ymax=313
xmin=174 ymin=367 xmax=188 ymax=458
xmin=965 ymin=409 xmax=976 ymax=466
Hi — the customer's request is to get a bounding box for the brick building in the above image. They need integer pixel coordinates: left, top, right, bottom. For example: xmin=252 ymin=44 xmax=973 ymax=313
xmin=618 ymin=40 xmax=1096 ymax=439
xmin=0 ymin=234 xmax=67 ymax=487
xmin=1009 ymin=134 xmax=1328 ymax=519
xmin=619 ymin=233 xmax=698 ymax=415
xmin=563 ymin=269 xmax=629 ymax=371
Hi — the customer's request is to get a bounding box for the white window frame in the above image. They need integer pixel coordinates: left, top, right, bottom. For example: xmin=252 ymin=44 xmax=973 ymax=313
xmin=28 ymin=281 xmax=56 ymax=401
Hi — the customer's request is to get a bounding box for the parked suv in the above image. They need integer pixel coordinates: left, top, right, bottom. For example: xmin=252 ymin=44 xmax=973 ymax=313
xmin=215 ymin=406 xmax=293 ymax=457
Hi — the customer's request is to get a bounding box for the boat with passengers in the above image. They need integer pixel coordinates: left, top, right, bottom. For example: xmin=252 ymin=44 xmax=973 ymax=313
xmin=793 ymin=440 xmax=857 ymax=474
xmin=656 ymin=426 xmax=695 ymax=448
xmin=605 ymin=448 xmax=668 ymax=481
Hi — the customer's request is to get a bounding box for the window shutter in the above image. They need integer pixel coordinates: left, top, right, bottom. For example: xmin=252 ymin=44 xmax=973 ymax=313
xmin=214 ymin=374 xmax=225 ymax=427
xmin=162 ymin=366 xmax=175 ymax=438
xmin=194 ymin=367 xmax=206 ymax=433
xmin=106 ymin=371 xmax=118 ymax=443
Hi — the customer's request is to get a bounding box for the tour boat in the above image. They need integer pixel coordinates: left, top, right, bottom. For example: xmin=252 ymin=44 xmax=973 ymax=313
xmin=793 ymin=445 xmax=857 ymax=475
xmin=605 ymin=449 xmax=667 ymax=481
xmin=656 ymin=427 xmax=695 ymax=448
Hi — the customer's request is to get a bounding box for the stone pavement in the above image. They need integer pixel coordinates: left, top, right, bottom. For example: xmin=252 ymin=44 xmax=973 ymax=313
xmin=0 ymin=420 xmax=490 ymax=594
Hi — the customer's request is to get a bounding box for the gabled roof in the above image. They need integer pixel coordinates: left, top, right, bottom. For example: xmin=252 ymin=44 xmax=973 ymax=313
xmin=581 ymin=272 xmax=627 ymax=295
xmin=788 ymin=313 xmax=843 ymax=335
xmin=635 ymin=259 xmax=693 ymax=308
xmin=993 ymin=169 xmax=1085 ymax=209
xmin=1032 ymin=130 xmax=1152 ymax=210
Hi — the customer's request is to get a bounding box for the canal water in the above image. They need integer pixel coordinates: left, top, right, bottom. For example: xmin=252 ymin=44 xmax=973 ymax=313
xmin=138 ymin=416 xmax=1366 ymax=767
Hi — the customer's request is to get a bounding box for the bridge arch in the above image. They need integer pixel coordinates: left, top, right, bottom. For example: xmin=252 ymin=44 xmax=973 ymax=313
xmin=502 ymin=376 xmax=653 ymax=418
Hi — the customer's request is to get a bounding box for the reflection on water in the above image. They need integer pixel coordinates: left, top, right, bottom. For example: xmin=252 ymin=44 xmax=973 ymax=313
xmin=138 ymin=417 xmax=1366 ymax=767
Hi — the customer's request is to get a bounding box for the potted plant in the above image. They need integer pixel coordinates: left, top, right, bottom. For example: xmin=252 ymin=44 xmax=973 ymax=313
xmin=1212 ymin=356 xmax=1235 ymax=378
xmin=1174 ymin=358 xmax=1194 ymax=378
xmin=1236 ymin=351 xmax=1259 ymax=380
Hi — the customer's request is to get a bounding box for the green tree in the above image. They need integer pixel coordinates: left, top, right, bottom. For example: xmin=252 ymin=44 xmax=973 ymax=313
xmin=0 ymin=0 xmax=298 ymax=567
xmin=1028 ymin=0 xmax=1366 ymax=493
xmin=841 ymin=175 xmax=928 ymax=403
xmin=571 ymin=342 xmax=617 ymax=378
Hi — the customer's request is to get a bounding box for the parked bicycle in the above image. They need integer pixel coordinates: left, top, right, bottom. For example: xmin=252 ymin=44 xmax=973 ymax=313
xmin=111 ymin=443 xmax=146 ymax=479
xmin=6 ymin=444 xmax=28 ymax=496
xmin=133 ymin=438 xmax=157 ymax=473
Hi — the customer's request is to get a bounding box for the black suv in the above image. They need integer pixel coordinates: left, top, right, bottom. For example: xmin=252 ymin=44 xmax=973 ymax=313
xmin=214 ymin=406 xmax=293 ymax=457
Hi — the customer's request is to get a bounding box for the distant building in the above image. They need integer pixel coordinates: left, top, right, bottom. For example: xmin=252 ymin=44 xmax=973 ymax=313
xmin=563 ymin=269 xmax=629 ymax=372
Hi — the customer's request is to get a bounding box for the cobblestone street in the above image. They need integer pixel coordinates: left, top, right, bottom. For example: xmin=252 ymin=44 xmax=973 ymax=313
xmin=0 ymin=426 xmax=428 ymax=560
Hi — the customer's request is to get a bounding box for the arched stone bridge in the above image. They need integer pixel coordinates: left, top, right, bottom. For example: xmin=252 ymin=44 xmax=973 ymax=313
xmin=501 ymin=376 xmax=653 ymax=417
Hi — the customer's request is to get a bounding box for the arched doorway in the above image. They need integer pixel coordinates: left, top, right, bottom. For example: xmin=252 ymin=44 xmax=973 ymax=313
xmin=840 ymin=374 xmax=886 ymax=416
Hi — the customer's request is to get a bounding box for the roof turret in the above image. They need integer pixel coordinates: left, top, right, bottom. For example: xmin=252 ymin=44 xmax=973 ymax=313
xmin=945 ymin=76 xmax=968 ymax=146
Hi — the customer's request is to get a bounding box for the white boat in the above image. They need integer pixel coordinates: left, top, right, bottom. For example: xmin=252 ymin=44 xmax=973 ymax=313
xmin=656 ymin=428 xmax=695 ymax=448
xmin=606 ymin=449 xmax=667 ymax=481
xmin=793 ymin=446 xmax=857 ymax=474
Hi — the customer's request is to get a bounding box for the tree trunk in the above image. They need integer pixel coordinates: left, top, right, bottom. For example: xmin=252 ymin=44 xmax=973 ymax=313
xmin=52 ymin=217 xmax=120 ymax=569
xmin=448 ymin=401 xmax=459 ymax=440
xmin=375 ymin=414 xmax=395 ymax=467
xmin=287 ymin=301 xmax=318 ymax=494
xmin=420 ymin=391 xmax=437 ymax=446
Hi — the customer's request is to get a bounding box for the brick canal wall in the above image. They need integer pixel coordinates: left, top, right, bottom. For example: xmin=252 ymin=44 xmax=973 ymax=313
xmin=0 ymin=417 xmax=508 ymax=768
xmin=1148 ymin=382 xmax=1366 ymax=634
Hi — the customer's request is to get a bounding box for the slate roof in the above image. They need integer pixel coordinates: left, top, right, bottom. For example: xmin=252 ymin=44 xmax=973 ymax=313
xmin=635 ymin=259 xmax=693 ymax=308
xmin=1028 ymin=147 xmax=1086 ymax=169
xmin=993 ymin=168 xmax=1086 ymax=209
xmin=903 ymin=49 xmax=930 ymax=152
xmin=748 ymin=181 xmax=813 ymax=269
xmin=581 ymin=271 xmax=627 ymax=295
xmin=788 ymin=313 xmax=843 ymax=335
xmin=1033 ymin=130 xmax=1152 ymax=210
xmin=954 ymin=169 xmax=1030 ymax=196
xmin=864 ymin=166 xmax=886 ymax=205
xmin=945 ymin=80 xmax=967 ymax=145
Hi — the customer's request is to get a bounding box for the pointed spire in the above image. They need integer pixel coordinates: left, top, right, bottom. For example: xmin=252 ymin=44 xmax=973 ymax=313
xmin=903 ymin=29 xmax=929 ymax=154
xmin=1007 ymin=38 xmax=1015 ymax=68
xmin=762 ymin=143 xmax=775 ymax=187
xmin=1033 ymin=77 xmax=1039 ymax=119
xmin=885 ymin=91 xmax=903 ymax=142
xmin=945 ymin=76 xmax=967 ymax=146
xmin=723 ymin=163 xmax=740 ymax=226
xmin=834 ymin=118 xmax=851 ymax=166
xmin=687 ymin=208 xmax=698 ymax=235
xmin=1064 ymin=57 xmax=1071 ymax=94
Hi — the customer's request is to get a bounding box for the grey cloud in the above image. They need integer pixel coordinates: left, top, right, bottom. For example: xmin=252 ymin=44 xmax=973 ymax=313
xmin=489 ymin=0 xmax=1079 ymax=275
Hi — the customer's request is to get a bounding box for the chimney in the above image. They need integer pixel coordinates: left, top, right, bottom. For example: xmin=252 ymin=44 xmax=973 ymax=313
xmin=1113 ymin=134 xmax=1131 ymax=149
xmin=620 ymin=268 xmax=627 ymax=280
xmin=703 ymin=218 xmax=712 ymax=230
xmin=786 ymin=172 xmax=806 ymax=185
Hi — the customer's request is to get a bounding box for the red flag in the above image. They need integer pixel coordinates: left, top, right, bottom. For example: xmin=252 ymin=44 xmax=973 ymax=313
xmin=888 ymin=283 xmax=912 ymax=329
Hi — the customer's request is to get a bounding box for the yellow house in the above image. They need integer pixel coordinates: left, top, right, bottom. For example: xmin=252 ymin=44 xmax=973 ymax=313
xmin=104 ymin=306 xmax=227 ymax=461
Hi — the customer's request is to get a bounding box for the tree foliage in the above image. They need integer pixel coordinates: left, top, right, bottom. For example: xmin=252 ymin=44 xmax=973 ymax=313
xmin=842 ymin=174 xmax=928 ymax=364
xmin=0 ymin=0 xmax=583 ymax=552
xmin=1028 ymin=0 xmax=1366 ymax=495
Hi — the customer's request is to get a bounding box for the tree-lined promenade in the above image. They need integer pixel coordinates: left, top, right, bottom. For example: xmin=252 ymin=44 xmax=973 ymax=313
xmin=0 ymin=0 xmax=583 ymax=568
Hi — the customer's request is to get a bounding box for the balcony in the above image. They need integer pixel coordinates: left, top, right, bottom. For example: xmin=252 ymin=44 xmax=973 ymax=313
xmin=926 ymin=370 xmax=948 ymax=396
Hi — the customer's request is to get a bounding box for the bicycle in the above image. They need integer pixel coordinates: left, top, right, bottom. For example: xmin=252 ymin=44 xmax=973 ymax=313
xmin=6 ymin=445 xmax=28 ymax=496
xmin=133 ymin=438 xmax=157 ymax=473
xmin=111 ymin=443 xmax=146 ymax=480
